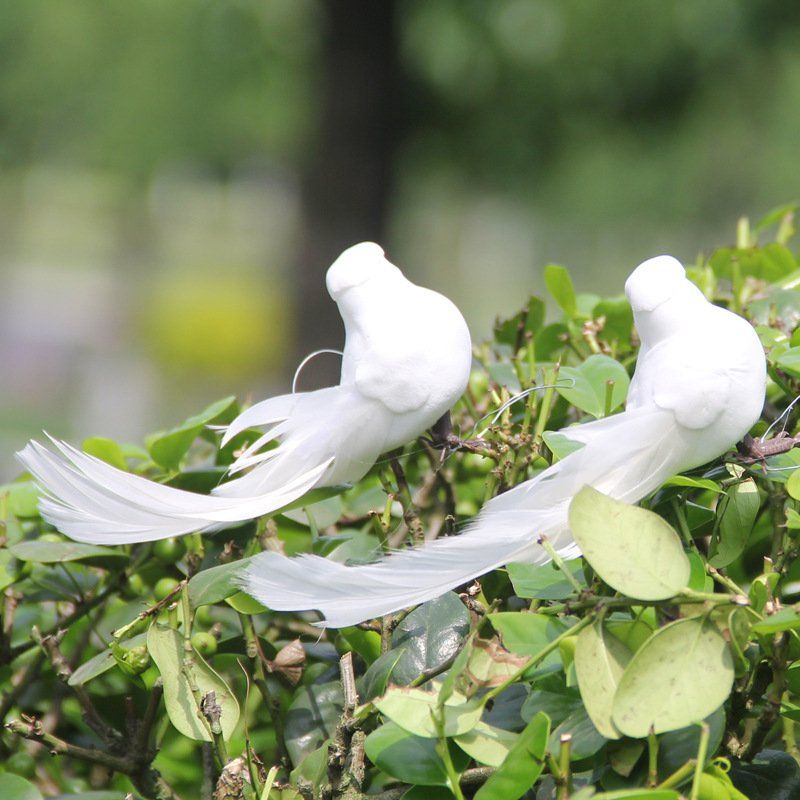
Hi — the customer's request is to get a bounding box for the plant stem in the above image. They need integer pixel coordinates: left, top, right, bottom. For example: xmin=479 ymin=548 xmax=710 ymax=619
xmin=690 ymin=722 xmax=710 ymax=800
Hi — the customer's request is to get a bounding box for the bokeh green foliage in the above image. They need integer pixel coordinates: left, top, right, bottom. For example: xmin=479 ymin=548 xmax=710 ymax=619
xmin=4 ymin=208 xmax=800 ymax=799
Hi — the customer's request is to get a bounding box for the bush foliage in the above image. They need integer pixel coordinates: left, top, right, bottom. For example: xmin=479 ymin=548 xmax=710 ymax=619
xmin=3 ymin=207 xmax=800 ymax=800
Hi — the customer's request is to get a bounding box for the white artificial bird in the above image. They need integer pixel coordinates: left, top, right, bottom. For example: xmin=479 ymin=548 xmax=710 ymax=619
xmin=241 ymin=255 xmax=767 ymax=627
xmin=17 ymin=242 xmax=473 ymax=544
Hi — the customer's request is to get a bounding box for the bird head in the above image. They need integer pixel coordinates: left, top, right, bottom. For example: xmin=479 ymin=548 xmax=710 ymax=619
xmin=624 ymin=255 xmax=687 ymax=314
xmin=326 ymin=242 xmax=403 ymax=300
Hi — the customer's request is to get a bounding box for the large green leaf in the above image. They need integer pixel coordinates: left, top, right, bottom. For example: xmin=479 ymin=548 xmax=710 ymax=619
xmin=364 ymin=721 xmax=450 ymax=786
xmin=10 ymin=540 xmax=128 ymax=569
xmin=0 ymin=774 xmax=43 ymax=800
xmin=569 ymin=487 xmax=690 ymax=600
xmin=390 ymin=593 xmax=470 ymax=684
xmin=549 ymin=704 xmax=608 ymax=760
xmin=374 ymin=687 xmax=483 ymax=738
xmin=489 ymin=612 xmax=568 ymax=656
xmin=146 ymin=395 xmax=237 ymax=471
xmin=557 ymin=355 xmax=630 ymax=417
xmin=612 ymin=617 xmax=733 ymax=737
xmin=709 ymin=479 xmax=760 ymax=568
xmin=146 ymin=623 xmax=239 ymax=742
xmin=454 ymin=721 xmax=518 ymax=767
xmin=284 ymin=681 xmax=342 ymax=766
xmin=575 ymin=620 xmax=631 ymax=739
xmin=188 ymin=557 xmax=253 ymax=606
xmin=474 ymin=711 xmax=549 ymax=800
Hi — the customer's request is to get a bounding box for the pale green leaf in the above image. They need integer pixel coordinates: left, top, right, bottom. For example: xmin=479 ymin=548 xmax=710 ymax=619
xmin=612 ymin=617 xmax=733 ymax=737
xmin=569 ymin=486 xmax=690 ymax=600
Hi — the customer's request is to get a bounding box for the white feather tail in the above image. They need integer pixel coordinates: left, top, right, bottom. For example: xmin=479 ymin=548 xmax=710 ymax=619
xmin=17 ymin=386 xmax=387 ymax=544
xmin=242 ymin=406 xmax=686 ymax=627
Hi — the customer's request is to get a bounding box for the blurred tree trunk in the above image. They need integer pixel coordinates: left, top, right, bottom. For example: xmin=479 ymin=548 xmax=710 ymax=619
xmin=294 ymin=0 xmax=400 ymax=387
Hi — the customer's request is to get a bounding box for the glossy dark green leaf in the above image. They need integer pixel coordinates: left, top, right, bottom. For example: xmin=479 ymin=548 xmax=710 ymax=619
xmin=390 ymin=592 xmax=470 ymax=684
xmin=709 ymin=479 xmax=760 ymax=568
xmin=284 ymin=681 xmax=342 ymax=766
xmin=474 ymin=711 xmax=549 ymax=800
xmin=657 ymin=708 xmax=725 ymax=779
xmin=364 ymin=721 xmax=450 ymax=786
xmin=729 ymin=749 xmax=800 ymax=800
xmin=359 ymin=648 xmax=406 ymax=702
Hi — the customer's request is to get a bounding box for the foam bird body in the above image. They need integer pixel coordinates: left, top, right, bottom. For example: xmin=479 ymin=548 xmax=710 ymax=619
xmin=242 ymin=256 xmax=767 ymax=627
xmin=18 ymin=243 xmax=473 ymax=544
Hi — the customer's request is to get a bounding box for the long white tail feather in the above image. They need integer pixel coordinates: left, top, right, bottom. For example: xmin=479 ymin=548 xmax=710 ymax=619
xmin=241 ymin=406 xmax=688 ymax=627
xmin=16 ymin=386 xmax=384 ymax=544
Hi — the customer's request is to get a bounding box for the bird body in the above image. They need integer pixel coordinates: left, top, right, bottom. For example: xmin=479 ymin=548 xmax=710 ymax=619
xmin=241 ymin=256 xmax=766 ymax=627
xmin=17 ymin=243 xmax=472 ymax=544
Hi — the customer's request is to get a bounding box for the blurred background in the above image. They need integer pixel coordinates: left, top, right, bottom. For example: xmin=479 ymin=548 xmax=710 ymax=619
xmin=1 ymin=0 xmax=799 ymax=478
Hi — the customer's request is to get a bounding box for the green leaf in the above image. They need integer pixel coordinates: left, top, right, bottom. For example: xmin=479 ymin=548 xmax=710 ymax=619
xmin=729 ymin=749 xmax=800 ymax=800
xmin=359 ymin=648 xmax=406 ymax=702
xmin=68 ymin=632 xmax=148 ymax=686
xmin=474 ymin=711 xmax=549 ymax=800
xmin=0 ymin=481 xmax=41 ymax=518
xmin=390 ymin=593 xmax=470 ymax=684
xmin=454 ymin=721 xmax=518 ymax=767
xmin=575 ymin=620 xmax=631 ymax=739
xmin=0 ymin=774 xmax=43 ymax=800
xmin=544 ymin=264 xmax=577 ymax=316
xmin=146 ymin=623 xmax=240 ymax=742
xmin=0 ymin=550 xmax=21 ymax=591
xmin=225 ymin=590 xmax=266 ymax=614
xmin=657 ymin=708 xmax=725 ymax=779
xmin=494 ymin=296 xmax=546 ymax=350
xmin=752 ymin=608 xmax=800 ymax=634
xmin=662 ymin=475 xmax=723 ymax=494
xmin=557 ymin=355 xmax=630 ymax=418
xmin=593 ymin=296 xmax=634 ymax=344
xmin=147 ymin=395 xmax=237 ymax=471
xmin=709 ymin=479 xmax=760 ymax=568
xmin=188 ymin=558 xmax=253 ymax=607
xmin=9 ymin=540 xmax=128 ymax=568
xmin=542 ymin=430 xmax=585 ymax=460
xmin=507 ymin=560 xmax=584 ymax=600
xmin=284 ymin=681 xmax=342 ymax=766
xmin=593 ymin=792 xmax=680 ymax=800
xmin=534 ymin=323 xmax=570 ymax=361
xmin=364 ymin=721 xmax=450 ymax=786
xmin=569 ymin=486 xmax=690 ymax=600
xmin=82 ymin=436 xmax=128 ymax=470
xmin=549 ymin=704 xmax=608 ymax=760
xmin=488 ymin=612 xmax=567 ymax=667
xmin=612 ymin=617 xmax=734 ymax=737
xmin=374 ymin=687 xmax=483 ymax=738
